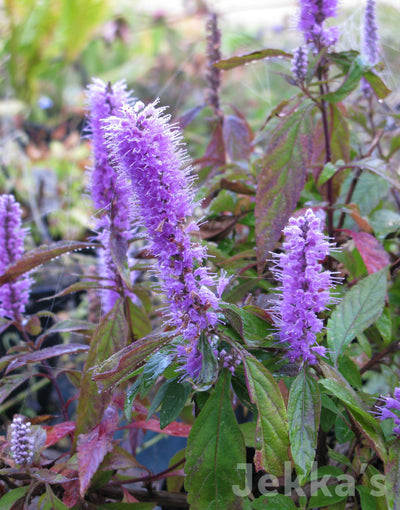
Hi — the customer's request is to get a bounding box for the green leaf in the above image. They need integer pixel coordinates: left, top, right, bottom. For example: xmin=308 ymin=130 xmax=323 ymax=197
xmin=0 ymin=486 xmax=29 ymax=509
xmin=308 ymin=484 xmax=348 ymax=507
xmin=193 ymin=333 xmax=219 ymax=391
xmin=140 ymin=351 xmax=173 ymax=397
xmin=338 ymin=355 xmax=362 ymax=389
xmin=167 ymin=447 xmax=186 ymax=493
xmin=255 ymin=100 xmax=315 ymax=269
xmin=356 ymin=485 xmax=377 ymax=510
xmin=221 ymin=303 xmax=273 ymax=347
xmin=244 ymin=356 xmax=289 ymax=476
xmin=251 ymin=494 xmax=297 ymax=509
xmin=214 ymin=48 xmax=291 ymax=70
xmin=363 ymin=71 xmax=391 ymax=99
xmin=185 ymin=370 xmax=246 ymax=510
xmin=317 ymin=161 xmax=342 ymax=187
xmin=74 ymin=300 xmax=128 ymax=446
xmin=127 ymin=301 xmax=151 ymax=340
xmin=327 ymin=267 xmax=388 ymax=363
xmin=40 ymin=485 xmax=70 ymax=509
xmin=319 ymin=362 xmax=387 ymax=461
xmin=385 ymin=444 xmax=400 ymax=510
xmin=323 ymin=55 xmax=366 ymax=103
xmin=288 ymin=371 xmax=321 ymax=485
xmin=160 ymin=379 xmax=192 ymax=429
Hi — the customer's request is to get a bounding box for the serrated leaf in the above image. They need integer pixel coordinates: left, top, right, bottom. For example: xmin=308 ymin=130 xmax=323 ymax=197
xmin=36 ymin=319 xmax=95 ymax=345
xmin=77 ymin=404 xmax=119 ymax=497
xmin=0 ymin=486 xmax=29 ymax=509
xmin=221 ymin=303 xmax=273 ymax=347
xmin=185 ymin=370 xmax=246 ymax=509
xmin=74 ymin=300 xmax=128 ymax=444
xmin=323 ymin=55 xmax=366 ymax=103
xmin=127 ymin=300 xmax=151 ymax=340
xmin=342 ymin=231 xmax=390 ymax=275
xmin=92 ymin=330 xmax=173 ymax=393
xmin=288 ymin=371 xmax=321 ymax=485
xmin=214 ymin=48 xmax=291 ymax=70
xmin=244 ymin=356 xmax=289 ymax=475
xmin=140 ymin=351 xmax=172 ymax=397
xmin=385 ymin=445 xmax=400 ymax=510
xmin=131 ymin=418 xmax=191 ymax=437
xmin=45 ymin=421 xmax=76 ymax=447
xmin=319 ymin=362 xmax=387 ymax=461
xmin=5 ymin=343 xmax=89 ymax=374
xmin=327 ymin=267 xmax=387 ymax=363
xmin=255 ymin=100 xmax=315 ymax=269
xmin=308 ymin=484 xmax=348 ymax=507
xmin=160 ymin=379 xmax=192 ymax=429
xmin=0 ymin=241 xmax=97 ymax=285
xmin=251 ymin=494 xmax=297 ymax=509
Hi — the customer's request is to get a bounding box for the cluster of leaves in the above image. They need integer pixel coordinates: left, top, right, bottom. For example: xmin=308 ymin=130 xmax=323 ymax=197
xmin=1 ymin=2 xmax=400 ymax=510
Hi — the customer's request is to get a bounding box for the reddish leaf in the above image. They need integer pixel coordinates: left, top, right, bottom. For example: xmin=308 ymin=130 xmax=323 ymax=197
xmin=44 ymin=421 xmax=76 ymax=447
xmin=255 ymin=100 xmax=315 ymax=271
xmin=222 ymin=114 xmax=253 ymax=162
xmin=342 ymin=230 xmax=390 ymax=274
xmin=5 ymin=343 xmax=89 ymax=374
xmin=214 ymin=48 xmax=291 ymax=70
xmin=129 ymin=419 xmax=191 ymax=438
xmin=74 ymin=300 xmax=128 ymax=446
xmin=176 ymin=104 xmax=205 ymax=129
xmin=122 ymin=487 xmax=140 ymax=503
xmin=0 ymin=241 xmax=97 ymax=285
xmin=194 ymin=121 xmax=225 ymax=170
xmin=31 ymin=468 xmax=77 ymax=484
xmin=77 ymin=404 xmax=119 ymax=497
xmin=219 ymin=178 xmax=255 ymax=195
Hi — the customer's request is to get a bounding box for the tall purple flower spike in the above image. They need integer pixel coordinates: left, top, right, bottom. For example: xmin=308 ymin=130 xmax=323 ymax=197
xmin=271 ymin=209 xmax=337 ymax=365
xmin=298 ymin=0 xmax=339 ymax=51
xmin=361 ymin=0 xmax=379 ymax=96
xmin=104 ymin=100 xmax=228 ymax=378
xmin=0 ymin=194 xmax=32 ymax=321
xmin=10 ymin=415 xmax=34 ymax=465
xmin=85 ymin=79 xmax=136 ymax=312
xmin=378 ymin=388 xmax=400 ymax=435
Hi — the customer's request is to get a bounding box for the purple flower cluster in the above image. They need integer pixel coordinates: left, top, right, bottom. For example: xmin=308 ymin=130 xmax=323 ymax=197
xmin=297 ymin=0 xmax=339 ymax=50
xmin=291 ymin=46 xmax=308 ymax=83
xmin=10 ymin=415 xmax=34 ymax=465
xmin=104 ymin=100 xmax=227 ymax=378
xmin=85 ymin=79 xmax=136 ymax=312
xmin=0 ymin=194 xmax=32 ymax=321
xmin=219 ymin=348 xmax=241 ymax=374
xmin=361 ymin=0 xmax=379 ymax=97
xmin=378 ymin=388 xmax=400 ymax=435
xmin=271 ymin=209 xmax=336 ymax=365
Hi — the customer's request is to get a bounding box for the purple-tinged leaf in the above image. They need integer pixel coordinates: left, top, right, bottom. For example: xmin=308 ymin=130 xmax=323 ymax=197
xmin=36 ymin=319 xmax=95 ymax=347
xmin=31 ymin=468 xmax=77 ymax=484
xmin=222 ymin=114 xmax=253 ymax=162
xmin=77 ymin=404 xmax=119 ymax=497
xmin=92 ymin=330 xmax=173 ymax=393
xmin=386 ymin=445 xmax=400 ymax=510
xmin=0 ymin=241 xmax=97 ymax=285
xmin=0 ymin=373 xmax=33 ymax=405
xmin=45 ymin=422 xmax=76 ymax=447
xmin=74 ymin=300 xmax=128 ymax=445
xmin=214 ymin=48 xmax=291 ymax=70
xmin=176 ymin=104 xmax=205 ymax=129
xmin=342 ymin=230 xmax=390 ymax=274
xmin=255 ymin=100 xmax=315 ymax=270
xmin=39 ymin=280 xmax=114 ymax=301
xmin=194 ymin=121 xmax=225 ymax=170
xmin=130 ymin=419 xmax=191 ymax=438
xmin=5 ymin=343 xmax=89 ymax=374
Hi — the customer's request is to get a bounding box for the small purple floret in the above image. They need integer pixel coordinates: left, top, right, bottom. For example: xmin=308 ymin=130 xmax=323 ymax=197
xmin=0 ymin=194 xmax=32 ymax=321
xmin=361 ymin=0 xmax=379 ymax=96
xmin=291 ymin=46 xmax=308 ymax=83
xmin=271 ymin=209 xmax=337 ymax=365
xmin=378 ymin=388 xmax=400 ymax=435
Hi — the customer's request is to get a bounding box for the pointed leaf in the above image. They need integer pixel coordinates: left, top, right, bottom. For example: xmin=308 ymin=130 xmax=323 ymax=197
xmin=288 ymin=371 xmax=321 ymax=485
xmin=327 ymin=267 xmax=387 ymax=363
xmin=185 ymin=370 xmax=246 ymax=509
xmin=74 ymin=300 xmax=128 ymax=443
xmin=255 ymin=100 xmax=315 ymax=269
xmin=341 ymin=230 xmax=390 ymax=274
xmin=363 ymin=70 xmax=391 ymax=99
xmin=77 ymin=404 xmax=119 ymax=497
xmin=0 ymin=241 xmax=97 ymax=285
xmin=323 ymin=56 xmax=366 ymax=103
xmin=0 ymin=486 xmax=29 ymax=509
xmin=223 ymin=114 xmax=253 ymax=162
xmin=5 ymin=343 xmax=89 ymax=374
xmin=160 ymin=379 xmax=192 ymax=429
xmin=0 ymin=372 xmax=33 ymax=405
xmin=130 ymin=418 xmax=191 ymax=437
xmin=244 ymin=356 xmax=289 ymax=475
xmin=214 ymin=48 xmax=291 ymax=70
xmin=45 ymin=421 xmax=76 ymax=447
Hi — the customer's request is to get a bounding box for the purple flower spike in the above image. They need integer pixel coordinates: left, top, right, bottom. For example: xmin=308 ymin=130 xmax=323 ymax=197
xmin=0 ymin=194 xmax=32 ymax=321
xmin=85 ymin=79 xmax=136 ymax=313
xmin=378 ymin=388 xmax=400 ymax=435
xmin=298 ymin=0 xmax=339 ymax=51
xmin=10 ymin=415 xmax=34 ymax=465
xmin=271 ymin=209 xmax=337 ymax=365
xmin=104 ymin=100 xmax=223 ymax=378
xmin=291 ymin=46 xmax=309 ymax=83
xmin=361 ymin=0 xmax=379 ymax=96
